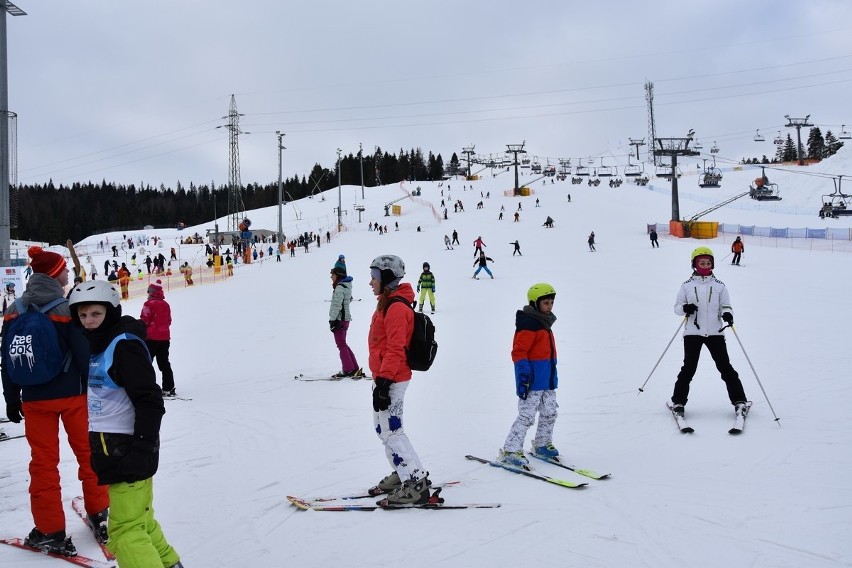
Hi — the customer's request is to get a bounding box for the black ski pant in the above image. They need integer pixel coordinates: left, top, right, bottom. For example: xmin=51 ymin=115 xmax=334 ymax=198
xmin=672 ymin=335 xmax=746 ymax=406
xmin=146 ymin=339 xmax=175 ymax=391
xmin=731 ymin=252 xmax=742 ymax=264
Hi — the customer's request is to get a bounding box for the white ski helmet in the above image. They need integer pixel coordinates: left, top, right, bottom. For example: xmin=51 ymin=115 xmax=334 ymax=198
xmin=68 ymin=280 xmax=120 ymax=308
xmin=370 ymin=254 xmax=405 ymax=289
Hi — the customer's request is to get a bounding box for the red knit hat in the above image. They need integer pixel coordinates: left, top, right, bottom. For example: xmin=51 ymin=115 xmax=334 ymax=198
xmin=147 ymin=279 xmax=164 ymax=298
xmin=28 ymin=246 xmax=67 ymax=278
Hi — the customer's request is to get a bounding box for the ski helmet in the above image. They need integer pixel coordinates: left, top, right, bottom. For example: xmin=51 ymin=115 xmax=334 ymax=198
xmin=370 ymin=255 xmax=405 ymax=289
xmin=690 ymin=246 xmax=715 ymax=269
xmin=527 ymin=282 xmax=556 ymax=309
xmin=68 ymin=279 xmax=120 ymax=308
xmin=423 ymin=262 xmax=430 ymax=270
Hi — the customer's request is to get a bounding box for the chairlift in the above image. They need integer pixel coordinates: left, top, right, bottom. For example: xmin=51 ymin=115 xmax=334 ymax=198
xmin=819 ymin=175 xmax=852 ymax=217
xmin=575 ymin=163 xmax=590 ymax=176
xmin=531 ymin=158 xmax=542 ymax=173
xmin=624 ymin=156 xmax=643 ymax=177
xmin=710 ymin=141 xmax=719 ymax=154
xmin=655 ymin=164 xmax=680 ymax=180
xmin=749 ymin=166 xmax=781 ymax=201
xmin=521 ymin=157 xmax=531 ymax=169
xmin=774 ymin=131 xmax=784 ymax=145
xmin=840 ymin=125 xmax=851 ymax=140
xmin=698 ymin=158 xmax=722 ymax=188
xmin=597 ymin=158 xmax=614 ymax=177
xmin=753 ymin=130 xmax=765 ymax=142
xmin=693 ymin=139 xmax=703 ymax=151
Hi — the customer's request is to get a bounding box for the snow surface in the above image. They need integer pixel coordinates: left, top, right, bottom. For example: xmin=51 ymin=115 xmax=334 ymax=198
xmin=1 ymin=148 xmax=851 ymax=567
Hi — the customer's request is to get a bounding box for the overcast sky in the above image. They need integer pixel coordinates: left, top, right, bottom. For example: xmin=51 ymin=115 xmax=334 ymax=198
xmin=6 ymin=0 xmax=852 ymax=188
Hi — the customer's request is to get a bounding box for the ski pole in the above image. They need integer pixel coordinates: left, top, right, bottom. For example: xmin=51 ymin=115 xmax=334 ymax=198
xmin=638 ymin=317 xmax=686 ymax=394
xmin=729 ymin=326 xmax=781 ymax=426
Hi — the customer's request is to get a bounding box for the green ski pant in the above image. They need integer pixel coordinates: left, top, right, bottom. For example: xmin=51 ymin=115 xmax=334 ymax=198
xmin=106 ymin=478 xmax=180 ymax=568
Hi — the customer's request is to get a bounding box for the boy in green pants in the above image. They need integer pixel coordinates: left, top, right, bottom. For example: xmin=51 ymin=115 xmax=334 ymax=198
xmin=69 ymin=280 xmax=183 ymax=568
xmin=416 ymin=262 xmax=436 ymax=314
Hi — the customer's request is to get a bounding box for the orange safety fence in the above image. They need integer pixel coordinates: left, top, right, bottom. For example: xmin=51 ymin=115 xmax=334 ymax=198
xmin=111 ymin=263 xmax=233 ymax=301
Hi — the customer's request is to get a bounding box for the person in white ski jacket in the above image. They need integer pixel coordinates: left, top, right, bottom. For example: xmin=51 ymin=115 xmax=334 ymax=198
xmin=670 ymin=247 xmax=748 ymax=416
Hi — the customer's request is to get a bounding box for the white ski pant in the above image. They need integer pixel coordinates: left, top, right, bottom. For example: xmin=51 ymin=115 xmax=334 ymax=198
xmin=373 ymin=381 xmax=425 ymax=482
xmin=503 ymin=390 xmax=559 ymax=453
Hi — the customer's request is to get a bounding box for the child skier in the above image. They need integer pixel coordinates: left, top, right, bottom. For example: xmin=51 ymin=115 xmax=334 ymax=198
xmin=68 ymin=280 xmax=183 ymax=568
xmin=416 ymin=262 xmax=436 ymax=314
xmin=329 ymin=265 xmax=364 ymax=379
xmin=473 ymin=251 xmax=494 ymax=279
xmin=367 ymin=255 xmax=431 ymax=505
xmin=670 ymin=247 xmax=748 ymax=417
xmin=499 ymin=283 xmax=560 ymax=468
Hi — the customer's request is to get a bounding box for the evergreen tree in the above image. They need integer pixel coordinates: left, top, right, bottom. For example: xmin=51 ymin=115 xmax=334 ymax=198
xmin=824 ymin=130 xmax=844 ymax=158
xmin=805 ymin=127 xmax=825 ymax=160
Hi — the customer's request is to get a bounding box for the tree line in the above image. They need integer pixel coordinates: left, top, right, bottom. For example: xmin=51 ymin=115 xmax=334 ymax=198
xmin=741 ymin=127 xmax=844 ymax=164
xmin=13 ymin=146 xmax=449 ymax=244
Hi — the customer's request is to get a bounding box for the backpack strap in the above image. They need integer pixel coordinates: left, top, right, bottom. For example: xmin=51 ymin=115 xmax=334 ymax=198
xmin=382 ymin=296 xmax=413 ymax=316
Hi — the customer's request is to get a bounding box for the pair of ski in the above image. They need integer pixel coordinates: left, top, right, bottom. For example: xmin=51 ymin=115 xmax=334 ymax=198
xmin=294 ymin=373 xmax=371 ymax=382
xmin=466 ymin=454 xmax=609 ymax=488
xmin=0 ymin=497 xmax=115 ymax=567
xmin=666 ymin=401 xmax=752 ymax=435
xmin=288 ymin=481 xmax=498 ymax=511
xmin=0 ymin=433 xmax=25 ymax=442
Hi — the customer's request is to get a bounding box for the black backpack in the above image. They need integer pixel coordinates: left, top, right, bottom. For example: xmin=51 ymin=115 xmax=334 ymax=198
xmin=384 ymin=297 xmax=438 ymax=372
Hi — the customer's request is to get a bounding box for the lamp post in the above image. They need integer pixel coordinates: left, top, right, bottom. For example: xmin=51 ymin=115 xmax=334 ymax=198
xmin=276 ymin=131 xmax=285 ymax=246
xmin=0 ymin=1 xmax=26 ymax=265
xmin=359 ymin=142 xmax=364 ymax=200
xmin=337 ymin=148 xmax=342 ymax=231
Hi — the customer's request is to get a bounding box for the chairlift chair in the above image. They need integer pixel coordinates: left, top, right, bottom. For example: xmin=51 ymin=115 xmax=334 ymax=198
xmin=693 ymin=139 xmax=703 ymax=151
xmin=753 ymin=130 xmax=765 ymax=142
xmin=710 ymin=141 xmax=719 ymax=154
xmin=575 ymin=164 xmax=590 ymax=176
xmin=597 ymin=158 xmax=614 ymax=177
xmin=749 ymin=166 xmax=781 ymax=201
xmin=774 ymin=132 xmax=784 ymax=145
xmin=624 ymin=158 xmax=642 ymax=177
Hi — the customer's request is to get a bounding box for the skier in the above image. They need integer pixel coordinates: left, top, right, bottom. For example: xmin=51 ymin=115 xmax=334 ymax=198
xmin=473 ymin=251 xmax=495 ymax=279
xmin=499 ymin=283 xmax=560 ymax=467
xmin=329 ymin=265 xmax=364 ymax=379
xmin=416 ymin=262 xmax=436 ymax=314
xmin=650 ymin=229 xmax=659 ymax=248
xmin=2 ymin=247 xmax=109 ymax=556
xmin=368 ymin=255 xmax=431 ymax=504
xmin=587 ymin=231 xmax=596 ymax=252
xmin=68 ymin=280 xmax=184 ymax=568
xmin=543 ymin=216 xmax=554 ymax=228
xmin=140 ymin=280 xmax=178 ymax=397
xmin=451 ymin=230 xmax=460 ymax=246
xmin=473 ymin=236 xmax=487 ymax=257
xmin=731 ymin=236 xmax=744 ymax=265
xmin=670 ymin=247 xmax=748 ymax=418
xmin=510 ymin=240 xmax=522 ymax=256
xmin=444 ymin=235 xmax=453 ymax=250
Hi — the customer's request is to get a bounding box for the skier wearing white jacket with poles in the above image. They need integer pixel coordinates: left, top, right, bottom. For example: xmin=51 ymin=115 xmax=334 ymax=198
xmin=670 ymin=247 xmax=748 ymax=417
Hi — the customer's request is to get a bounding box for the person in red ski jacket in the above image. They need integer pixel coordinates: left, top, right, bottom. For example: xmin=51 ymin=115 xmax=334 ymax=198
xmin=139 ymin=280 xmax=177 ymax=397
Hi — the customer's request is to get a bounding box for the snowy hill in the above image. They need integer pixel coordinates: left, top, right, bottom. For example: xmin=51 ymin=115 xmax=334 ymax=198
xmin=1 ymin=147 xmax=850 ymax=567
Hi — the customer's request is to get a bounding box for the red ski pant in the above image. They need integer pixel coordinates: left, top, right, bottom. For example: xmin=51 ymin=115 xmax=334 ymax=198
xmin=23 ymin=395 xmax=109 ymax=533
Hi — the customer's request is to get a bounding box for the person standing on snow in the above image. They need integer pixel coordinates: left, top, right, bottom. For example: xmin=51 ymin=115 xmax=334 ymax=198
xmin=140 ymin=280 xmax=177 ymax=397
xmin=472 ymin=236 xmax=487 ymax=257
xmin=416 ymin=262 xmax=436 ymax=314
xmin=367 ymin=255 xmax=431 ymax=505
xmin=68 ymin=280 xmax=184 ymax=568
xmin=499 ymin=283 xmax=560 ymax=468
xmin=510 ymin=240 xmax=522 ymax=256
xmin=473 ymin=251 xmax=495 ymax=279
xmin=328 ymin=265 xmax=364 ymax=379
xmin=451 ymin=230 xmax=460 ymax=246
xmin=650 ymin=229 xmax=659 ymax=248
xmin=731 ymin=236 xmax=744 ymax=265
xmin=1 ymin=282 xmax=15 ymax=313
xmin=587 ymin=231 xmax=596 ymax=252
xmin=1 ymin=247 xmax=109 ymax=556
xmin=670 ymin=247 xmax=749 ymax=418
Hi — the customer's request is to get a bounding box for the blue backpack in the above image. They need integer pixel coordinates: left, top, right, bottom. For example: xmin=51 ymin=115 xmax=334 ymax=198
xmin=3 ymin=298 xmax=71 ymax=386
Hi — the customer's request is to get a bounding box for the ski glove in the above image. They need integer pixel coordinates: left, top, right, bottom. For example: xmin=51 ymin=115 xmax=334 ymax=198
xmin=682 ymin=303 xmax=698 ymax=315
xmin=119 ymin=437 xmax=159 ymax=482
xmin=517 ymin=374 xmax=533 ymax=400
xmin=722 ymin=312 xmax=734 ymax=324
xmin=416 ymin=286 xmax=420 ymax=292
xmin=372 ymin=377 xmax=393 ymax=412
xmin=5 ymin=401 xmax=23 ymax=423
xmin=329 ymin=320 xmax=340 ymax=332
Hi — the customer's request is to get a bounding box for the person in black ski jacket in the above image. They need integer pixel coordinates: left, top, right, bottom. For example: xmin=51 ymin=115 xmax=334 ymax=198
xmin=473 ymin=251 xmax=494 ymax=279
